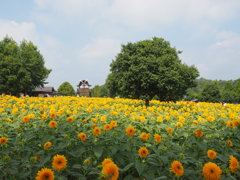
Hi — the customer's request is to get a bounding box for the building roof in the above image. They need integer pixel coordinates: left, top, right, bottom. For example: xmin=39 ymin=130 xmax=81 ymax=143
xmin=34 ymin=87 xmax=55 ymax=93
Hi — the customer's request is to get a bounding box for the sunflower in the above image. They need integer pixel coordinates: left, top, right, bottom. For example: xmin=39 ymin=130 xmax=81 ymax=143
xmin=102 ymin=158 xmax=113 ymax=166
xmin=140 ymin=132 xmax=150 ymax=141
xmin=126 ymin=126 xmax=136 ymax=136
xmin=93 ymin=127 xmax=102 ymax=136
xmin=52 ymin=155 xmax=67 ymax=171
xmin=50 ymin=112 xmax=57 ymax=119
xmin=104 ymin=124 xmax=112 ymax=131
xmin=78 ymin=132 xmax=87 ymax=142
xmin=229 ymin=155 xmax=239 ymax=174
xmin=176 ymin=122 xmax=183 ymax=128
xmin=82 ymin=120 xmax=87 ymax=124
xmin=22 ymin=116 xmax=30 ymax=123
xmin=36 ymin=168 xmax=54 ymax=180
xmin=67 ymin=116 xmax=74 ymax=123
xmin=0 ymin=137 xmax=8 ymax=145
xmin=227 ymin=140 xmax=233 ymax=147
xmin=101 ymin=162 xmax=119 ymax=180
xmin=110 ymin=121 xmax=118 ymax=128
xmin=138 ymin=147 xmax=149 ymax=158
xmin=100 ymin=116 xmax=106 ymax=122
xmin=154 ymin=134 xmax=162 ymax=143
xmin=49 ymin=121 xmax=57 ymax=128
xmin=170 ymin=160 xmax=184 ymax=177
xmin=207 ymin=150 xmax=217 ymax=159
xmin=44 ymin=142 xmax=52 ymax=150
xmin=167 ymin=128 xmax=173 ymax=133
xmin=195 ymin=130 xmax=204 ymax=137
xmin=202 ymin=162 xmax=222 ymax=180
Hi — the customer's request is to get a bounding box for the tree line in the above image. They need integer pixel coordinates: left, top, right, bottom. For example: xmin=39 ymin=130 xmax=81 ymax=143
xmin=1 ymin=36 xmax=239 ymax=104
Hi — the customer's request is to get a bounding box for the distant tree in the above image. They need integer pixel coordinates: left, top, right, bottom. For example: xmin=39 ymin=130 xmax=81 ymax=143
xmin=106 ymin=37 xmax=199 ymax=106
xmin=0 ymin=36 xmax=51 ymax=95
xmin=221 ymin=81 xmax=236 ymax=103
xmin=234 ymin=79 xmax=240 ymax=103
xmin=199 ymin=82 xmax=222 ymax=102
xmin=92 ymin=84 xmax=109 ymax=97
xmin=58 ymin=82 xmax=75 ymax=96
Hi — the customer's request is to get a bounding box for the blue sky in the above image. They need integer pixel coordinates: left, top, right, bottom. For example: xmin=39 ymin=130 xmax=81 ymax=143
xmin=1 ymin=0 xmax=240 ymax=89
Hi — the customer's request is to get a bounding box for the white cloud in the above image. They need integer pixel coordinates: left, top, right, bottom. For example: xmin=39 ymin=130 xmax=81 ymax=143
xmin=0 ymin=19 xmax=38 ymax=43
xmin=34 ymin=0 xmax=240 ymax=29
xmin=77 ymin=37 xmax=121 ymax=61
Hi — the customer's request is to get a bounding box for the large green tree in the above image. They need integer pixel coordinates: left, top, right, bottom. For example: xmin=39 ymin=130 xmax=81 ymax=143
xmin=106 ymin=37 xmax=199 ymax=106
xmin=57 ymin=82 xmax=76 ymax=96
xmin=199 ymin=82 xmax=222 ymax=103
xmin=0 ymin=36 xmax=51 ymax=95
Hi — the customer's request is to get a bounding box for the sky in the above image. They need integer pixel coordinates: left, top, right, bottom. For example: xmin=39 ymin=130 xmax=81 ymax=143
xmin=0 ymin=0 xmax=240 ymax=89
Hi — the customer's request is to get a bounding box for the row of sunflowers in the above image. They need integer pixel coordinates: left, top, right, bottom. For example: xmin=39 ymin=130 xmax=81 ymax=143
xmin=0 ymin=95 xmax=239 ymax=180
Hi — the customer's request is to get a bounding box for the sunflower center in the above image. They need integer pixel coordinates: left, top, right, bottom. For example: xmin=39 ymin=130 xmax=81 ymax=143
xmin=210 ymin=169 xmax=214 ymax=173
xmin=177 ymin=165 xmax=181 ymax=170
xmin=58 ymin=160 xmax=62 ymax=164
xmin=44 ymin=175 xmax=49 ymax=179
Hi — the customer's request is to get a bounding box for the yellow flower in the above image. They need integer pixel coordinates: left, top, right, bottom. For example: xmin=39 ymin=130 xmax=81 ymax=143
xmin=138 ymin=147 xmax=149 ymax=158
xmin=154 ymin=134 xmax=162 ymax=143
xmin=227 ymin=140 xmax=233 ymax=147
xmin=82 ymin=120 xmax=87 ymax=124
xmin=170 ymin=160 xmax=184 ymax=177
xmin=102 ymin=158 xmax=113 ymax=167
xmin=49 ymin=121 xmax=57 ymax=128
xmin=0 ymin=137 xmax=8 ymax=145
xmin=52 ymin=155 xmax=67 ymax=171
xmin=101 ymin=162 xmax=119 ymax=180
xmin=226 ymin=120 xmax=234 ymax=128
xmin=104 ymin=124 xmax=112 ymax=131
xmin=167 ymin=128 xmax=173 ymax=134
xmin=140 ymin=132 xmax=150 ymax=141
xmin=44 ymin=142 xmax=52 ymax=150
xmin=110 ymin=121 xmax=118 ymax=128
xmin=84 ymin=159 xmax=91 ymax=165
xmin=93 ymin=127 xmax=102 ymax=136
xmin=207 ymin=150 xmax=217 ymax=159
xmin=87 ymin=108 xmax=92 ymax=113
xmin=126 ymin=126 xmax=136 ymax=136
xmin=36 ymin=168 xmax=54 ymax=180
xmin=229 ymin=155 xmax=239 ymax=174
xmin=195 ymin=130 xmax=204 ymax=137
xmin=67 ymin=116 xmax=74 ymax=123
xmin=202 ymin=162 xmax=222 ymax=180
xmin=22 ymin=116 xmax=30 ymax=123
xmin=78 ymin=132 xmax=87 ymax=142
xmin=50 ymin=112 xmax=57 ymax=119
xmin=176 ymin=122 xmax=183 ymax=128
xmin=100 ymin=116 xmax=106 ymax=122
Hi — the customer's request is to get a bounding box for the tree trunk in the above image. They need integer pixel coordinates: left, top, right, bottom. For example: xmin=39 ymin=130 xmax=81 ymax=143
xmin=145 ymin=99 xmax=150 ymax=107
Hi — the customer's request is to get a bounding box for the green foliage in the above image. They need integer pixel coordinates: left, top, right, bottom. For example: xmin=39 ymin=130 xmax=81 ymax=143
xmin=199 ymin=82 xmax=222 ymax=102
xmin=57 ymin=82 xmax=76 ymax=96
xmin=0 ymin=36 xmax=51 ymax=95
xmin=106 ymin=37 xmax=199 ymax=103
xmin=186 ymin=78 xmax=240 ymax=103
xmin=91 ymin=85 xmax=109 ymax=97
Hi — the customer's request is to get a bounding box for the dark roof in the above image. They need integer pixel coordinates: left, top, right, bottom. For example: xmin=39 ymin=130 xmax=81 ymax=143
xmin=34 ymin=87 xmax=55 ymax=93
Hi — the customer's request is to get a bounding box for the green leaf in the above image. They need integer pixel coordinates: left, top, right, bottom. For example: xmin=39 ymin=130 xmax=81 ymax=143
xmin=72 ymin=164 xmax=82 ymax=169
xmin=135 ymin=161 xmax=146 ymax=176
xmin=154 ymin=176 xmax=168 ymax=180
xmin=120 ymin=162 xmax=134 ymax=172
xmin=93 ymin=146 xmax=103 ymax=158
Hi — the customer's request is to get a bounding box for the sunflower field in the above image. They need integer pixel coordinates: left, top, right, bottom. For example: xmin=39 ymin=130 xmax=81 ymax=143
xmin=0 ymin=95 xmax=239 ymax=180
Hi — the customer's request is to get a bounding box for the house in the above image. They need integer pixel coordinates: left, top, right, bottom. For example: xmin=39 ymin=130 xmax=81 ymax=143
xmin=77 ymin=80 xmax=91 ymax=97
xmin=32 ymin=87 xmax=56 ymax=97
